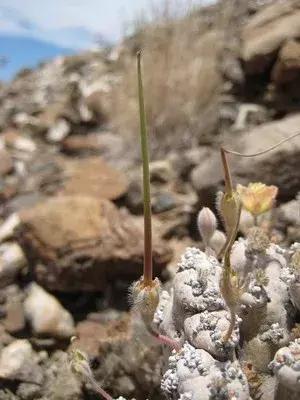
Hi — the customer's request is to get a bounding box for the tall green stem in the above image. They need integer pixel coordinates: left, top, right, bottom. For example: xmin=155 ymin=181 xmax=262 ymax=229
xmin=137 ymin=51 xmax=152 ymax=285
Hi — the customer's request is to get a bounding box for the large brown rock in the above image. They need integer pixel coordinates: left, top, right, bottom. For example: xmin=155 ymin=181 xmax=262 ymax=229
xmin=18 ymin=196 xmax=172 ymax=291
xmin=75 ymin=315 xmax=132 ymax=357
xmin=60 ymin=157 xmax=128 ymax=200
xmin=272 ymin=39 xmax=300 ymax=84
xmin=0 ymin=150 xmax=13 ymax=176
xmin=62 ymin=133 xmax=105 ymax=154
xmin=190 ymin=147 xmax=223 ymax=208
xmin=242 ymin=1 xmax=300 ymax=74
xmin=61 ymin=133 xmax=133 ymax=169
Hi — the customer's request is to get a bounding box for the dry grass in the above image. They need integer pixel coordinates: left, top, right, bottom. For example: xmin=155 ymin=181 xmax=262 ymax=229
xmin=107 ymin=1 xmax=226 ymax=157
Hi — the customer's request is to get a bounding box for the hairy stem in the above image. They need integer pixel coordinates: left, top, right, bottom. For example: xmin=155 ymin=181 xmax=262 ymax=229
xmin=221 ymin=202 xmax=241 ymax=342
xmin=253 ymin=215 xmax=258 ymax=227
xmin=155 ymin=333 xmax=181 ymax=352
xmin=137 ymin=51 xmax=152 ymax=285
xmin=147 ymin=324 xmax=181 ymax=351
xmin=88 ymin=375 xmax=114 ymax=400
xmin=226 ymin=201 xmax=242 ymax=257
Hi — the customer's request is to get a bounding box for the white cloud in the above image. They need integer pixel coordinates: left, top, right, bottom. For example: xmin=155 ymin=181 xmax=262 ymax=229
xmin=0 ymin=0 xmax=213 ymax=49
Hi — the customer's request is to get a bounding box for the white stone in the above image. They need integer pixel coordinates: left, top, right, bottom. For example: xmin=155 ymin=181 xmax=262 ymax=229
xmin=0 ymin=213 xmax=21 ymax=242
xmin=24 ymin=283 xmax=75 ymax=338
xmin=14 ymin=136 xmax=37 ymax=152
xmin=0 ymin=242 xmax=26 ymax=286
xmin=47 ymin=118 xmax=70 ymax=142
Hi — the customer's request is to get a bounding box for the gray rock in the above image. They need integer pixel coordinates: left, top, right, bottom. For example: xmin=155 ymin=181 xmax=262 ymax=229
xmin=42 ymin=351 xmax=82 ymax=400
xmin=153 ymin=192 xmax=178 ymax=213
xmin=0 ymin=340 xmax=43 ymax=384
xmin=3 ymin=285 xmax=26 ymax=334
xmin=0 ymin=390 xmax=19 ymax=400
xmin=279 ymin=194 xmax=300 ymax=226
xmin=16 ymin=383 xmax=41 ymax=400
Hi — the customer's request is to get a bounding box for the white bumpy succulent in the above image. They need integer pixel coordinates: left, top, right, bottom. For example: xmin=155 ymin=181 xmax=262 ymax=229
xmin=154 ymin=226 xmax=299 ymax=399
xmin=269 ymin=338 xmax=300 ymax=399
xmin=155 ymin=247 xmax=249 ymax=399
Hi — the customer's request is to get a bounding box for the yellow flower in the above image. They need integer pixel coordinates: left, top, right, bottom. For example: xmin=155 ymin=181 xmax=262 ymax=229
xmin=237 ymin=182 xmax=278 ymax=216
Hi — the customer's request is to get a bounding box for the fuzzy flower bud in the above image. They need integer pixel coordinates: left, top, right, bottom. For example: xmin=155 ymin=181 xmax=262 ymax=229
xmin=210 ymin=230 xmax=226 ymax=255
xmin=70 ymin=341 xmax=115 ymax=400
xmin=230 ymin=241 xmax=247 ymax=275
xmin=70 ymin=347 xmax=92 ymax=380
xmin=219 ymin=191 xmax=241 ymax=235
xmin=197 ymin=207 xmax=217 ymax=246
xmin=129 ymin=277 xmax=161 ymax=326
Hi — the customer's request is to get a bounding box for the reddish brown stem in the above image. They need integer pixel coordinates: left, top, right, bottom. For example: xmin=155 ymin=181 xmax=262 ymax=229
xmin=149 ymin=326 xmax=181 ymax=351
xmin=89 ymin=376 xmax=114 ymax=400
xmin=137 ymin=51 xmax=153 ymax=285
xmin=221 ymin=147 xmax=233 ymax=196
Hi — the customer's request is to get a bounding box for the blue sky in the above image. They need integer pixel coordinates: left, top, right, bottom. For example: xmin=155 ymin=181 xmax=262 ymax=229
xmin=0 ymin=0 xmax=209 ymax=80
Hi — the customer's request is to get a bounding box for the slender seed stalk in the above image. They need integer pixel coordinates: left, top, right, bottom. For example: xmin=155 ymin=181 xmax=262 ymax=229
xmin=151 ymin=330 xmax=181 ymax=352
xmin=135 ymin=52 xmax=181 ymax=352
xmin=221 ymin=224 xmax=241 ymax=343
xmin=221 ymin=147 xmax=233 ymax=196
xmin=218 ymin=148 xmax=241 ymax=260
xmin=222 ymin=131 xmax=300 ymax=158
xmin=219 ymin=147 xmax=242 ymax=342
xmin=137 ymin=51 xmax=152 ymax=285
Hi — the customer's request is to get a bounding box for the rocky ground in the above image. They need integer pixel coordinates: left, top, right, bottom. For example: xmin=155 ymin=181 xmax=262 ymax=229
xmin=0 ymin=1 xmax=299 ymax=399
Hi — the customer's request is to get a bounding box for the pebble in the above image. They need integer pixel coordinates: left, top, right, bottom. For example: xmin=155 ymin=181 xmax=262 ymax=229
xmin=0 ymin=339 xmax=43 ymax=383
xmin=0 ymin=213 xmax=21 ymax=243
xmin=24 ymin=283 xmax=75 ymax=338
xmin=0 ymin=243 xmax=27 ymax=287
